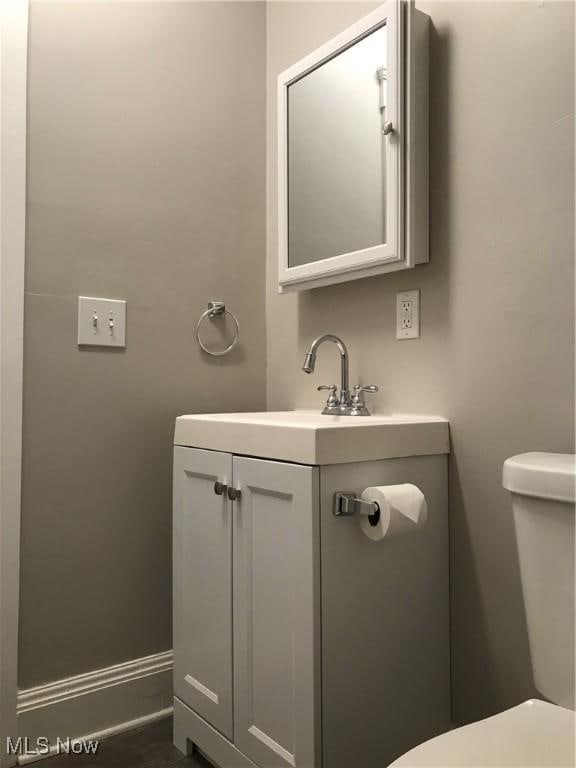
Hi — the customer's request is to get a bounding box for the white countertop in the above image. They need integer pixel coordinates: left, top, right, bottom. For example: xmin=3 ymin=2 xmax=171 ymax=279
xmin=174 ymin=410 xmax=450 ymax=465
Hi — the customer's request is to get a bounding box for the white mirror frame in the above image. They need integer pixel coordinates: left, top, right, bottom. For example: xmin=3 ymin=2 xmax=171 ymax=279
xmin=277 ymin=1 xmax=429 ymax=293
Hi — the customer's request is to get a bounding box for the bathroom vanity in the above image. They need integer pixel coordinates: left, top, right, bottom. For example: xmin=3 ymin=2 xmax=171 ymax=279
xmin=173 ymin=411 xmax=450 ymax=768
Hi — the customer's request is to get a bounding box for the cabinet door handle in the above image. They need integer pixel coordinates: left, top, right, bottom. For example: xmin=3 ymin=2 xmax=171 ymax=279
xmin=227 ymin=487 xmax=241 ymax=502
xmin=214 ymin=481 xmax=228 ymax=496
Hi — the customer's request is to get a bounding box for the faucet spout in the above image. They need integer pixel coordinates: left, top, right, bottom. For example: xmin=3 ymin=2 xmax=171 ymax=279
xmin=302 ymin=334 xmax=350 ymax=409
xmin=302 ymin=352 xmax=316 ymax=374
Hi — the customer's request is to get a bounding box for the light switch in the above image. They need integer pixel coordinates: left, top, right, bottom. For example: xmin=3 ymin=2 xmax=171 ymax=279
xmin=78 ymin=296 xmax=126 ymax=347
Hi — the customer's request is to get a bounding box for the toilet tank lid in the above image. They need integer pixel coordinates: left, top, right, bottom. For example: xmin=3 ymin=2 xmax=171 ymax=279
xmin=503 ymin=453 xmax=576 ymax=503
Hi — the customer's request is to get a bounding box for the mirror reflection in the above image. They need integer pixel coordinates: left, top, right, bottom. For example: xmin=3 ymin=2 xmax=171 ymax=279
xmin=287 ymin=25 xmax=387 ymax=268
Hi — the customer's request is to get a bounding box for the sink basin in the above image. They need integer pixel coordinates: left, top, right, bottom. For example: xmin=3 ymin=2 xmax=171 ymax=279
xmin=174 ymin=410 xmax=450 ymax=465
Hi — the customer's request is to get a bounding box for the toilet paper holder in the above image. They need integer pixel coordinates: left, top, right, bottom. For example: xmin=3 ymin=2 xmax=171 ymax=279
xmin=333 ymin=492 xmax=379 ymax=518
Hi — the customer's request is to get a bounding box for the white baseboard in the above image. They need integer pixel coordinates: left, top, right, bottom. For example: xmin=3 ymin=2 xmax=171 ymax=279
xmin=16 ymin=651 xmax=173 ymax=764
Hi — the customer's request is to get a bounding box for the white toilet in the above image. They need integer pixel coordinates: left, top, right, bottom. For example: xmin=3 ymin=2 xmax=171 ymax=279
xmin=391 ymin=452 xmax=576 ymax=767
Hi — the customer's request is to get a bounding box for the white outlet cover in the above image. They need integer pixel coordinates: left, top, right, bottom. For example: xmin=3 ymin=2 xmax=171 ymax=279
xmin=78 ymin=296 xmax=126 ymax=347
xmin=396 ymin=289 xmax=420 ymax=339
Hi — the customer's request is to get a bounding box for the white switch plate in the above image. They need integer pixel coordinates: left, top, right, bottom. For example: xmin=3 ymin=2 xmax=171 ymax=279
xmin=78 ymin=296 xmax=126 ymax=347
xmin=396 ymin=289 xmax=420 ymax=339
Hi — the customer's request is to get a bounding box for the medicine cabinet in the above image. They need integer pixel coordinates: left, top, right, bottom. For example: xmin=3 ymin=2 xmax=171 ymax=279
xmin=277 ymin=1 xmax=429 ymax=292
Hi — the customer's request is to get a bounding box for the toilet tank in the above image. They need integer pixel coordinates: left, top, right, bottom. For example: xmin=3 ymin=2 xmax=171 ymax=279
xmin=503 ymin=453 xmax=575 ymax=709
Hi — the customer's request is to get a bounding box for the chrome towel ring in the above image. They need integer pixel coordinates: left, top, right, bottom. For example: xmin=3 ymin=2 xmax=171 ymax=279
xmin=196 ymin=301 xmax=239 ymax=357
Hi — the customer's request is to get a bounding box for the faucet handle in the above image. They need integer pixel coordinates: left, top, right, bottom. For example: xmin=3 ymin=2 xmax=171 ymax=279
xmin=318 ymin=385 xmax=340 ymax=414
xmin=350 ymin=385 xmax=379 ymax=416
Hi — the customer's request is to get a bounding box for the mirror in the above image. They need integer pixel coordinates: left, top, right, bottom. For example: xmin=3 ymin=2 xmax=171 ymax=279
xmin=287 ymin=25 xmax=388 ymax=268
xmin=277 ymin=2 xmax=429 ymax=293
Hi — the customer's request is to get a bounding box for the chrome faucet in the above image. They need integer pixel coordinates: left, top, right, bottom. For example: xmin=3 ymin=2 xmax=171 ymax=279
xmin=302 ymin=335 xmax=380 ymax=416
xmin=302 ymin=334 xmax=351 ymax=413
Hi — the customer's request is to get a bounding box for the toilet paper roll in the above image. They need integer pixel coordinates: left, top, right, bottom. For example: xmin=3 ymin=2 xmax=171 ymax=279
xmin=359 ymin=484 xmax=427 ymax=541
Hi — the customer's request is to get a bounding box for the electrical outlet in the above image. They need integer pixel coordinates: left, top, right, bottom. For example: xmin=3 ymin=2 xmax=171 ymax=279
xmin=78 ymin=296 xmax=126 ymax=347
xmin=396 ymin=290 xmax=420 ymax=339
xmin=401 ymin=300 xmax=413 ymax=329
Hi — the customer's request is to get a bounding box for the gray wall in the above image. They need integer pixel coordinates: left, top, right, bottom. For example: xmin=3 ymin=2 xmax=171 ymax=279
xmin=21 ymin=0 xmax=266 ymax=688
xmin=266 ymin=1 xmax=575 ymax=725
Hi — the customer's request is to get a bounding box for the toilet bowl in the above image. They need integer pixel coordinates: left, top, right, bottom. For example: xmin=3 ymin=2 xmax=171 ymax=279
xmin=390 ymin=452 xmax=576 ymax=768
xmin=390 ymin=699 xmax=574 ymax=767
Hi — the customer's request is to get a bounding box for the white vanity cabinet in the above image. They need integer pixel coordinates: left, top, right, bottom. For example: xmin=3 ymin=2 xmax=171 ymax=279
xmin=232 ymin=456 xmax=319 ymax=768
xmin=173 ymin=412 xmax=451 ymax=768
xmin=174 ymin=447 xmax=320 ymax=768
xmin=173 ymin=448 xmax=234 ymax=739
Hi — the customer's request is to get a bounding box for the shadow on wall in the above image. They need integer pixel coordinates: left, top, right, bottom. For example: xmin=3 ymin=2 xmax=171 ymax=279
xmin=428 ymin=16 xmax=530 ymax=726
xmin=448 ymin=454 xmax=532 ymax=722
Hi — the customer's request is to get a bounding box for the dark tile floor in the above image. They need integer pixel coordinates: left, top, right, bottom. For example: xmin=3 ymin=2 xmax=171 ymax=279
xmin=46 ymin=718 xmax=211 ymax=768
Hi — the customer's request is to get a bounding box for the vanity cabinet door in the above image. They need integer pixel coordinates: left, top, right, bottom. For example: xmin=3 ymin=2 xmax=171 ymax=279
xmin=232 ymin=457 xmax=320 ymax=768
xmin=173 ymin=447 xmax=233 ymax=740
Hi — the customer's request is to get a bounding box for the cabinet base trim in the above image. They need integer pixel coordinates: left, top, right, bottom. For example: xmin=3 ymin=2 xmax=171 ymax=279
xmin=174 ymin=697 xmax=257 ymax=768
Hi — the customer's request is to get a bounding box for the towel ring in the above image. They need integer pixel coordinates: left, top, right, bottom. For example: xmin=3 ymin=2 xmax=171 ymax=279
xmin=196 ymin=301 xmax=239 ymax=357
